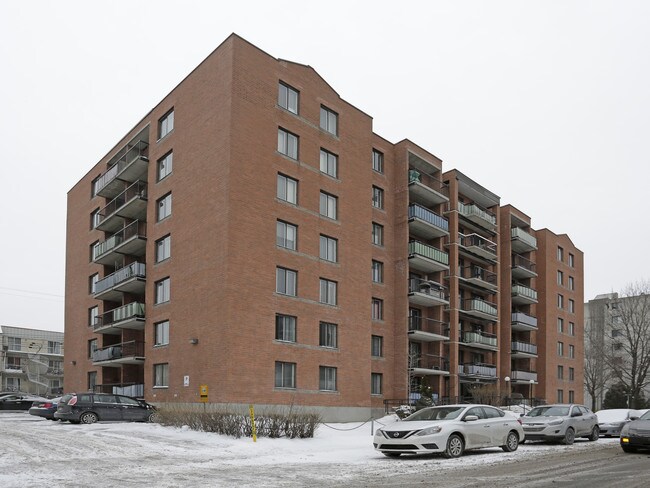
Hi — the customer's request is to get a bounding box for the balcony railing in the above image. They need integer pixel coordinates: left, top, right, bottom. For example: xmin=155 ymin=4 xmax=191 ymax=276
xmin=91 ymin=340 xmax=144 ymax=362
xmin=458 ymin=233 xmax=497 ymax=260
xmin=94 ymin=302 xmax=145 ymax=331
xmin=463 ymin=331 xmax=498 ymax=347
xmin=408 ymin=278 xmax=449 ymax=302
xmin=511 ymin=370 xmax=538 ymax=382
xmin=460 ymin=363 xmax=497 ymax=377
xmin=511 ymin=227 xmax=537 ymax=250
xmin=512 ymin=283 xmax=538 ymax=301
xmin=408 ymin=241 xmax=449 ymax=266
xmin=94 ymin=140 xmax=149 ymax=196
xmin=93 ymin=382 xmax=144 ymax=398
xmin=462 ymin=298 xmax=498 ymax=317
xmin=96 ymin=180 xmax=148 ymax=229
xmin=459 ymin=265 xmax=497 ymax=288
xmin=408 ymin=204 xmax=449 ymax=232
xmin=94 ymin=262 xmax=146 ymax=296
xmin=512 ymin=341 xmax=538 ymax=355
xmin=408 ymin=170 xmax=450 ymax=204
xmin=92 ymin=221 xmax=147 ymax=263
xmin=411 ymin=354 xmax=449 ymax=372
xmin=458 ymin=201 xmax=497 ymax=228
xmin=511 ymin=312 xmax=538 ymax=329
xmin=408 ymin=316 xmax=449 ymax=338
xmin=512 ymin=254 xmax=536 ymax=275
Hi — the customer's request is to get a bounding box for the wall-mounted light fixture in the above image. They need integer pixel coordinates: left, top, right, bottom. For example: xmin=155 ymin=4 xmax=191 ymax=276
xmin=71 ymin=360 xmax=76 ymax=366
xmin=189 ymin=338 xmax=199 ymax=345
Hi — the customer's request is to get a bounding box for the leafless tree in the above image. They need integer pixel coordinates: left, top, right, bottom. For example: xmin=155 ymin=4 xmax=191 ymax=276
xmin=583 ymin=318 xmax=612 ymax=411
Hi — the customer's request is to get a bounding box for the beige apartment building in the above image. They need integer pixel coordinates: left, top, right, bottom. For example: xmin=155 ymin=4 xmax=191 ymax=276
xmin=64 ymin=34 xmax=584 ymax=420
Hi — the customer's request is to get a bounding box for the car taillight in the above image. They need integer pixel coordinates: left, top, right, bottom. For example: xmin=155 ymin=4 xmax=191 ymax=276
xmin=43 ymin=403 xmax=53 ymax=408
xmin=68 ymin=396 xmax=78 ymax=406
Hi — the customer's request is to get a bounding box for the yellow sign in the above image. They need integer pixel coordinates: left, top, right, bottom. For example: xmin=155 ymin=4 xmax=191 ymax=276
xmin=199 ymin=384 xmax=208 ymax=403
xmin=249 ymin=404 xmax=257 ymax=442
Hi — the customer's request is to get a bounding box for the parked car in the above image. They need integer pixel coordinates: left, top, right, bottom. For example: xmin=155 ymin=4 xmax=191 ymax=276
xmin=0 ymin=393 xmax=49 ymax=411
xmin=373 ymin=404 xmax=524 ymax=458
xmin=521 ymin=404 xmax=599 ymax=444
xmin=620 ymin=409 xmax=650 ymax=453
xmin=54 ymin=393 xmax=158 ymax=424
xmin=28 ymin=397 xmax=62 ymax=420
xmin=596 ymin=409 xmax=644 ymax=437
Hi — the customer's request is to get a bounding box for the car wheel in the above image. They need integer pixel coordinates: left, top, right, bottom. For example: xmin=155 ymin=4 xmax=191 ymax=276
xmin=622 ymin=446 xmax=637 ymax=453
xmin=502 ymin=431 xmax=520 ymax=452
xmin=561 ymin=427 xmax=575 ymax=445
xmin=444 ymin=434 xmax=465 ymax=458
xmin=588 ymin=426 xmax=599 ymax=441
xmin=147 ymin=412 xmax=160 ymax=423
xmin=80 ymin=412 xmax=98 ymax=424
xmin=383 ymin=452 xmax=401 ymax=458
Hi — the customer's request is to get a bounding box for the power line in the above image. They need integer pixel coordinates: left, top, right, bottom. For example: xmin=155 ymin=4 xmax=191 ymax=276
xmin=0 ymin=286 xmax=64 ymax=300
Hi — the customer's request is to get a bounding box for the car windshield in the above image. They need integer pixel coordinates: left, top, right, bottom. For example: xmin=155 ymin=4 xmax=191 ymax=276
xmin=404 ymin=406 xmax=465 ymax=421
xmin=640 ymin=411 xmax=650 ymax=420
xmin=596 ymin=409 xmax=632 ymax=422
xmin=527 ymin=406 xmax=569 ymax=417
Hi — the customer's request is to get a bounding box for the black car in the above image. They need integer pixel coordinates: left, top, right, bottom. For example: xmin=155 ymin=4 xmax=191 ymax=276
xmin=29 ymin=397 xmax=62 ymax=420
xmin=54 ymin=393 xmax=158 ymax=424
xmin=620 ymin=410 xmax=650 ymax=453
xmin=0 ymin=393 xmax=48 ymax=411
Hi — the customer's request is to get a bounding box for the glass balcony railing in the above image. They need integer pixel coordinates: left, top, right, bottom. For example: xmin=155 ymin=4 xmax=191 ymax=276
xmin=459 ymin=265 xmax=497 ymax=286
xmin=91 ymin=340 xmax=144 ymax=362
xmin=411 ymin=354 xmax=448 ymax=371
xmin=512 ymin=284 xmax=538 ymax=300
xmin=512 ymin=254 xmax=536 ymax=274
xmin=511 ymin=370 xmax=537 ymax=382
xmin=458 ymin=202 xmax=497 ymax=227
xmin=96 ymin=181 xmax=148 ymax=226
xmin=94 ymin=302 xmax=145 ymax=330
xmin=408 ymin=278 xmax=449 ymax=302
xmin=463 ymin=331 xmax=497 ymax=347
xmin=408 ymin=316 xmax=449 ymax=338
xmin=512 ymin=341 xmax=538 ymax=355
xmin=408 ymin=241 xmax=449 ymax=266
xmin=92 ymin=221 xmax=147 ymax=262
xmin=463 ymin=298 xmax=498 ymax=317
xmin=511 ymin=312 xmax=538 ymax=328
xmin=458 ymin=233 xmax=497 ymax=258
xmin=460 ymin=363 xmax=497 ymax=377
xmin=408 ymin=170 xmax=450 ymax=197
xmin=408 ymin=204 xmax=449 ymax=232
xmin=94 ymin=262 xmax=146 ymax=295
xmin=511 ymin=227 xmax=537 ymax=249
xmin=94 ymin=140 xmax=149 ymax=195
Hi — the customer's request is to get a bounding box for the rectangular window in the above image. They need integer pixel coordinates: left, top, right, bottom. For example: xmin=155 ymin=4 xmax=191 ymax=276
xmin=371 ymin=373 xmax=383 ymax=395
xmin=372 ymin=260 xmax=384 ymax=283
xmin=277 ymin=221 xmax=297 ymax=250
xmin=557 ymin=318 xmax=564 ymax=334
xmin=371 ymin=335 xmax=383 ymax=357
xmin=569 ymin=299 xmax=575 ymax=313
xmin=278 ymin=82 xmax=299 ymax=114
xmin=88 ymin=339 xmax=97 ymax=359
xmin=89 ymin=306 xmax=98 ymax=328
xmin=155 ymin=321 xmax=170 ymax=346
xmin=89 ymin=273 xmax=99 ymax=294
xmin=568 ymin=276 xmax=575 ymax=290
xmin=6 ymin=377 xmax=21 ymax=391
xmin=319 ymin=322 xmax=338 ymax=348
xmin=557 ymin=365 xmax=564 ymax=380
xmin=158 ymin=109 xmax=174 ymax=139
xmin=557 ymin=246 xmax=564 ymax=262
xmin=157 ymin=151 xmax=173 ymax=181
xmin=88 ymin=371 xmax=97 ymax=391
xmin=569 ymin=344 xmax=575 ymax=358
xmin=319 ymin=366 xmax=337 ymax=391
xmin=320 ymin=149 xmax=338 ymax=178
xmin=558 ymin=341 xmax=564 ymax=356
xmin=48 ymin=341 xmax=62 ymax=355
xmin=275 ymin=361 xmax=296 ymax=388
xmin=320 ymin=191 xmax=338 ymax=219
xmin=276 ymin=267 xmax=297 ymax=296
xmin=557 ymin=270 xmax=563 ymax=285
xmin=320 ymin=105 xmax=338 ymax=135
xmin=275 ymin=314 xmax=297 ymax=343
xmin=155 ymin=277 xmax=170 ymax=304
xmin=569 ymin=322 xmax=575 ymax=336
xmin=568 ymin=390 xmax=575 ymax=403
xmin=7 ymin=337 xmax=21 ymax=351
xmin=372 ymin=222 xmax=384 ymax=246
xmin=90 ymin=209 xmax=100 ymax=229
xmin=319 ymin=235 xmax=337 ymax=262
xmin=372 ymin=298 xmax=384 ymax=320
xmin=569 ymin=367 xmax=575 ymax=381
xmin=156 ymin=235 xmax=171 ymax=262
xmin=372 ymin=186 xmax=384 ymax=209
xmin=157 ymin=193 xmax=172 ymax=221
xmin=372 ymin=150 xmax=384 ymax=174
xmin=557 ymin=389 xmax=564 ymax=403
xmin=569 ymin=253 xmax=575 ymax=267
xmin=278 ymin=128 xmax=299 ymax=159
xmin=558 ymin=294 xmax=564 ymax=309
xmin=90 ymin=241 xmax=98 ymax=262
xmin=319 ymin=278 xmax=337 ymax=305
xmin=277 ymin=174 xmax=298 ymax=204
xmin=154 ymin=363 xmax=169 ymax=387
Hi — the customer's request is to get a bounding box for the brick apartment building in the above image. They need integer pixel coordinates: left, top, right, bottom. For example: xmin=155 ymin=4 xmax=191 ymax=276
xmin=64 ymin=34 xmax=584 ymax=420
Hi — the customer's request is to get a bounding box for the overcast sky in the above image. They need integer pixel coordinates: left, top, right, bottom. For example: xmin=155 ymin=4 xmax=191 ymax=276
xmin=1 ymin=1 xmax=648 ymax=333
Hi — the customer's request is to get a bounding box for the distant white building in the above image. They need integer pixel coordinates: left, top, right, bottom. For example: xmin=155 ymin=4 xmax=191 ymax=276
xmin=0 ymin=325 xmax=64 ymax=396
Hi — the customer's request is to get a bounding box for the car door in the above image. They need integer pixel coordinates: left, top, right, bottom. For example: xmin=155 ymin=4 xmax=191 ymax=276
xmin=93 ymin=394 xmax=122 ymax=421
xmin=569 ymin=405 xmax=588 ymax=435
xmin=117 ymin=395 xmax=146 ymax=421
xmin=462 ymin=407 xmax=491 ymax=448
xmin=483 ymin=407 xmax=510 ymax=446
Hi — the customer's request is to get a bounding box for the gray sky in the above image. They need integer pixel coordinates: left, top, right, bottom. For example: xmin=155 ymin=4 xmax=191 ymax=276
xmin=1 ymin=0 xmax=648 ymax=333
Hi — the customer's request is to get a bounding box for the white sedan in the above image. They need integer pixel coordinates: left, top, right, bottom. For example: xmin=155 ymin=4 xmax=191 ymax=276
xmin=373 ymin=404 xmax=524 ymax=458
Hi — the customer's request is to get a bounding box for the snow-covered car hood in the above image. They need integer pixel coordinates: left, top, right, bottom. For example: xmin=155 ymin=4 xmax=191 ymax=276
xmin=521 ymin=416 xmax=566 ymax=424
xmin=379 ymin=420 xmax=447 ymax=432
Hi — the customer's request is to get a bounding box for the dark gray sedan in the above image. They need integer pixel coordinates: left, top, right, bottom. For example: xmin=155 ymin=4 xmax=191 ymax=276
xmin=620 ymin=410 xmax=650 ymax=453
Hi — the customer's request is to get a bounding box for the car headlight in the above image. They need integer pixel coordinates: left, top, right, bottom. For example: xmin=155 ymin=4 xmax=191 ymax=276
xmin=416 ymin=426 xmax=442 ymax=436
xmin=548 ymin=419 xmax=564 ymax=426
xmin=620 ymin=424 xmax=630 ymax=436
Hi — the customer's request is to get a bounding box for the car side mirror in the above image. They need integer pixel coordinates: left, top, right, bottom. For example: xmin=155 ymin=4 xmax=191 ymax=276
xmin=629 ymin=416 xmax=639 ymax=421
xmin=464 ymin=415 xmax=479 ymax=422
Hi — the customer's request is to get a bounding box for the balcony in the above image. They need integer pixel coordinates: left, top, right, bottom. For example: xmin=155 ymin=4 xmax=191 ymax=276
xmin=94 ymin=262 xmax=146 ymax=301
xmin=408 ymin=278 xmax=449 ymax=307
xmin=408 ymin=170 xmax=449 ymax=206
xmin=408 ymin=316 xmax=449 ymax=342
xmin=458 ymin=233 xmax=497 ymax=261
xmin=408 ymin=241 xmax=449 ymax=273
xmin=458 ymin=265 xmax=498 ymax=292
xmin=511 ymin=341 xmax=538 ymax=358
xmin=458 ymin=202 xmax=497 ymax=231
xmin=95 ymin=181 xmax=148 ymax=232
xmin=511 ymin=227 xmax=537 ymax=253
xmin=93 ymin=302 xmax=145 ymax=335
xmin=94 ymin=383 xmax=144 ymax=398
xmin=511 ymin=312 xmax=538 ymax=331
xmin=511 ymin=370 xmax=538 ymax=383
xmin=408 ymin=204 xmax=449 ymax=239
xmin=92 ymin=221 xmax=147 ymax=265
xmin=462 ymin=331 xmax=498 ymax=351
xmin=459 ymin=363 xmax=497 ymax=378
xmin=94 ymin=140 xmax=149 ymax=198
xmin=461 ymin=298 xmax=498 ymax=321
xmin=512 ymin=283 xmax=538 ymax=305
xmin=410 ymin=354 xmax=449 ymax=376
xmin=91 ymin=340 xmax=144 ymax=366
xmin=512 ymin=254 xmax=537 ymax=279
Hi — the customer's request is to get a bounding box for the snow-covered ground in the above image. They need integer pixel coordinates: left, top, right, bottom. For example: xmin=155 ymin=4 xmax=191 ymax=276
xmin=0 ymin=412 xmax=619 ymax=487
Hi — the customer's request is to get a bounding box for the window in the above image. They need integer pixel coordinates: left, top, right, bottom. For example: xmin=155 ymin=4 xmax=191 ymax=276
xmin=6 ymin=378 xmax=20 ymax=391
xmin=157 ymin=151 xmax=173 ymax=181
xmin=558 ymin=294 xmax=564 ymax=309
xmin=277 ymin=221 xmax=297 ymax=250
xmin=557 ymin=270 xmax=563 ymax=285
xmin=275 ymin=361 xmax=296 ymax=388
xmin=154 ymin=363 xmax=169 ymax=387
xmin=320 ymin=149 xmax=338 ymax=178
xmin=612 ymin=328 xmax=622 ymax=338
xmin=569 ymin=344 xmax=575 ymax=358
xmin=557 ymin=318 xmax=564 ymax=334
xmin=87 ymin=371 xmax=97 ymax=391
xmin=557 ymin=365 xmax=564 ymax=380
xmin=157 ymin=193 xmax=172 ymax=221
xmin=276 ymin=314 xmax=297 ymax=343
xmin=372 ymin=150 xmax=384 ymax=174
xmin=319 ymin=322 xmax=338 ymax=348
xmin=155 ymin=277 xmax=170 ymax=304
xmin=568 ymin=390 xmax=575 ymax=403
xmin=89 ymin=273 xmax=99 ymax=294
xmin=569 ymin=299 xmax=575 ymax=313
xmin=319 ymin=366 xmax=337 ymax=391
xmin=372 ymin=260 xmax=384 ymax=283
xmin=558 ymin=341 xmax=564 ymax=356
xmin=48 ymin=341 xmax=62 ymax=355
xmin=276 ymin=267 xmax=297 ymax=296
xmin=49 ymin=359 xmax=63 ymax=371
xmin=557 ymin=390 xmax=564 ymax=403
xmin=278 ymin=82 xmax=299 ymax=114
xmin=7 ymin=337 xmax=21 ymax=351
xmin=372 ymin=298 xmax=384 ymax=320
xmin=371 ymin=373 xmax=383 ymax=395
xmin=372 ymin=222 xmax=384 ymax=246
xmin=277 ymin=128 xmax=299 ymax=159
xmin=89 ymin=306 xmax=98 ymax=327
xmin=158 ymin=109 xmax=174 ymax=139
xmin=156 ymin=235 xmax=171 ymax=262
xmin=277 ymin=174 xmax=298 ymax=204
xmin=90 ymin=241 xmax=98 ymax=262
xmin=320 ymin=105 xmax=338 ymax=135
xmin=372 ymin=186 xmax=384 ymax=209
xmin=371 ymin=335 xmax=383 ymax=357
xmin=557 ymin=246 xmax=564 ymax=262
xmin=568 ymin=322 xmax=575 ymax=336
xmin=569 ymin=367 xmax=575 ymax=381
xmin=90 ymin=208 xmax=100 ymax=229
xmin=155 ymin=321 xmax=170 ymax=346
xmin=320 ymin=191 xmax=338 ymax=219
xmin=88 ymin=339 xmax=97 ymax=358
xmin=568 ymin=276 xmax=575 ymax=290
xmin=569 ymin=253 xmax=575 ymax=267
xmin=320 ymin=235 xmax=337 ymax=262
xmin=320 ymin=278 xmax=338 ymax=305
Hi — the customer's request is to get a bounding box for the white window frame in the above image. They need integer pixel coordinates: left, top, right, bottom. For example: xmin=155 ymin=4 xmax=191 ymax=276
xmin=372 ymin=260 xmax=384 ymax=283
xmin=155 ymin=277 xmax=170 ymax=304
xmin=275 ymin=314 xmax=297 ymax=343
xmin=319 ymin=366 xmax=337 ymax=391
xmin=320 ymin=149 xmax=338 ymax=178
xmin=372 ymin=222 xmax=384 ymax=246
xmin=319 ymin=278 xmax=337 ymax=306
xmin=372 ymin=150 xmax=384 ymax=174
xmin=154 ymin=363 xmax=169 ymax=387
xmin=277 ymin=174 xmax=298 ymax=204
xmin=320 ymin=105 xmax=338 ymax=135
xmin=275 ymin=361 xmax=296 ymax=389
xmin=276 ymin=267 xmax=297 ymax=296
xmin=319 ymin=322 xmax=338 ymax=348
xmin=156 ymin=235 xmax=171 ymax=263
xmin=158 ymin=109 xmax=174 ymax=139
xmin=372 ymin=186 xmax=384 ymax=209
xmin=371 ymin=373 xmax=383 ymax=395
xmin=278 ymin=128 xmax=299 ymax=159
xmin=278 ymin=82 xmax=299 ymax=114
xmin=157 ymin=193 xmax=172 ymax=221
xmin=319 ymin=235 xmax=337 ymax=262
xmin=157 ymin=151 xmax=173 ymax=181
xmin=371 ymin=335 xmax=383 ymax=357
xmin=372 ymin=298 xmax=384 ymax=320
xmin=277 ymin=221 xmax=297 ymax=251
xmin=155 ymin=321 xmax=170 ymax=346
xmin=319 ymin=192 xmax=337 ymax=220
